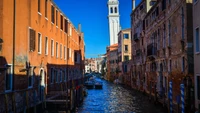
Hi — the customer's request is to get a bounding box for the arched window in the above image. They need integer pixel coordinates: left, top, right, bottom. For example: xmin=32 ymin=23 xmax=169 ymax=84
xmin=110 ymin=7 xmax=113 ymax=13
xmin=115 ymin=7 xmax=117 ymax=13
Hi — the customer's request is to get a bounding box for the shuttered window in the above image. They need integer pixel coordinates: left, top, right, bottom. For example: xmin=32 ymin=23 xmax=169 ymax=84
xmin=29 ymin=29 xmax=36 ymax=52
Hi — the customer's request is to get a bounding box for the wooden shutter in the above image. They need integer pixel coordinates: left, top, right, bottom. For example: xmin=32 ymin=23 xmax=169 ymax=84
xmin=29 ymin=29 xmax=36 ymax=51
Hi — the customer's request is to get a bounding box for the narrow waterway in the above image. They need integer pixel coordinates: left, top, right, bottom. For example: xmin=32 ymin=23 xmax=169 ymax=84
xmin=78 ymin=78 xmax=168 ymax=113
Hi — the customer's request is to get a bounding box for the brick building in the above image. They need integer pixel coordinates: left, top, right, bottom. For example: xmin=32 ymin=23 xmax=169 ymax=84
xmin=130 ymin=0 xmax=152 ymax=90
xmin=0 ymin=0 xmax=85 ymax=112
xmin=131 ymin=0 xmax=194 ymax=112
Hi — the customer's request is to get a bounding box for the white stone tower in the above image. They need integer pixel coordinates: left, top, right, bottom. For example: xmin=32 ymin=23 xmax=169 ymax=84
xmin=108 ymin=0 xmax=120 ymax=45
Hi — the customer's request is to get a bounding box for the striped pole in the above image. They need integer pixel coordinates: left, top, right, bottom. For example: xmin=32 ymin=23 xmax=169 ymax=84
xmin=180 ymin=84 xmax=185 ymax=113
xmin=169 ymin=81 xmax=173 ymax=113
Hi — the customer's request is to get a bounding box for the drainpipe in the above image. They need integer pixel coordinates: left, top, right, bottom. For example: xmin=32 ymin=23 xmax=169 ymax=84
xmin=12 ymin=0 xmax=16 ymax=91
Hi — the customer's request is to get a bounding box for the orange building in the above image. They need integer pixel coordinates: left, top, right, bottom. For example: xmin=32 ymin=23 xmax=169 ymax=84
xmin=0 ymin=0 xmax=85 ymax=112
xmin=106 ymin=43 xmax=118 ymax=81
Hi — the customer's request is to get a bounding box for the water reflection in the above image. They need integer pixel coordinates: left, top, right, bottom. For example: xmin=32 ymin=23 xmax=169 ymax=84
xmin=78 ymin=78 xmax=167 ymax=113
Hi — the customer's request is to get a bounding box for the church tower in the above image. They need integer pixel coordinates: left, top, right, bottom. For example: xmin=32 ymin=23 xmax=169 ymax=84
xmin=108 ymin=0 xmax=120 ymax=45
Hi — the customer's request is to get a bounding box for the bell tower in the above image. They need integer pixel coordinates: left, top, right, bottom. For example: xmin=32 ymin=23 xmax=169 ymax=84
xmin=108 ymin=0 xmax=120 ymax=45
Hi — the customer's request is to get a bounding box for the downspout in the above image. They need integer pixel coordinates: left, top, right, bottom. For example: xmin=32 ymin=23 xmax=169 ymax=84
xmin=12 ymin=0 xmax=16 ymax=91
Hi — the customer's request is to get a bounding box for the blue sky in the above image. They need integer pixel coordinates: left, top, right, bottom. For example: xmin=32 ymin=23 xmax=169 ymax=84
xmin=55 ymin=0 xmax=141 ymax=58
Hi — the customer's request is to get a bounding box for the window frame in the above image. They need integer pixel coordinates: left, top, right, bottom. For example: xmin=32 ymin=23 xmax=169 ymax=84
xmin=60 ymin=44 xmax=62 ymax=59
xmin=56 ymin=10 xmax=58 ymax=27
xmin=45 ymin=37 xmax=48 ymax=55
xmin=51 ymin=5 xmax=55 ymax=24
xmin=123 ymin=34 xmax=129 ymax=39
xmin=56 ymin=42 xmax=58 ymax=58
xmin=45 ymin=0 xmax=48 ymax=18
xmin=38 ymin=0 xmax=41 ymax=14
xmin=64 ymin=46 xmax=66 ymax=60
xmin=51 ymin=39 xmax=54 ymax=56
xmin=38 ymin=33 xmax=42 ymax=54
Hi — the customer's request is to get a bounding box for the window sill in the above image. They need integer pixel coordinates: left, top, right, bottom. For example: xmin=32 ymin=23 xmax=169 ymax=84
xmin=38 ymin=52 xmax=41 ymax=55
xmin=38 ymin=12 xmax=42 ymax=16
xmin=45 ymin=54 xmax=48 ymax=56
xmin=56 ymin=26 xmax=58 ymax=28
xmin=45 ymin=17 xmax=48 ymax=21
xmin=51 ymin=22 xmax=54 ymax=25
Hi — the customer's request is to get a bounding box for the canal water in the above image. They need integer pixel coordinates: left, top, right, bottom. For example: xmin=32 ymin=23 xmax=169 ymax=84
xmin=78 ymin=78 xmax=168 ymax=113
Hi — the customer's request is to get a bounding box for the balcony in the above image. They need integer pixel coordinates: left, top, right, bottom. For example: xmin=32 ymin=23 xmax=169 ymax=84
xmin=147 ymin=43 xmax=157 ymax=60
xmin=133 ymin=33 xmax=139 ymax=41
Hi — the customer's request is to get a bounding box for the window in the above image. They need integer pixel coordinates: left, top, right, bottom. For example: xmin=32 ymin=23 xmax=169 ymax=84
xmin=168 ymin=20 xmax=171 ymax=47
xmin=29 ymin=28 xmax=36 ymax=51
xmin=169 ymin=60 xmax=171 ymax=72
xmin=64 ymin=46 xmax=66 ymax=60
xmin=56 ymin=10 xmax=58 ymax=26
xmin=140 ymin=5 xmax=143 ymax=10
xmin=60 ymin=15 xmax=63 ymax=30
xmin=194 ymin=0 xmax=198 ymax=3
xmin=45 ymin=37 xmax=48 ymax=55
xmin=60 ymin=44 xmax=62 ymax=59
xmin=38 ymin=33 xmax=42 ymax=54
xmin=124 ymin=55 xmax=129 ymax=61
xmin=6 ymin=65 xmax=12 ymax=91
xmin=60 ymin=70 xmax=62 ymax=82
xmin=196 ymin=28 xmax=199 ymax=52
xmin=182 ymin=57 xmax=185 ymax=72
xmin=181 ymin=7 xmax=184 ymax=40
xmin=124 ymin=34 xmax=129 ymax=39
xmin=163 ymin=24 xmax=166 ymax=48
xmin=64 ymin=69 xmax=66 ymax=81
xmin=28 ymin=68 xmax=33 ymax=88
xmin=56 ymin=42 xmax=58 ymax=58
xmin=64 ymin=19 xmax=68 ymax=33
xmin=115 ymin=7 xmax=117 ymax=13
xmin=125 ymin=45 xmax=128 ymax=51
xmin=162 ymin=0 xmax=166 ymax=10
xmin=197 ymin=75 xmax=200 ymax=100
xmin=51 ymin=5 xmax=55 ymax=23
xmin=50 ymin=68 xmax=54 ymax=83
xmin=38 ymin=0 xmax=41 ymax=13
xmin=51 ymin=39 xmax=54 ymax=56
xmin=45 ymin=0 xmax=48 ymax=18
xmin=54 ymin=70 xmax=58 ymax=83
xmin=110 ymin=7 xmax=113 ymax=13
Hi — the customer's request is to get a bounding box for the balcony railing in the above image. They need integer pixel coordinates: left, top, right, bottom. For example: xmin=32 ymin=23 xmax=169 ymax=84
xmin=147 ymin=43 xmax=157 ymax=57
xmin=133 ymin=33 xmax=139 ymax=41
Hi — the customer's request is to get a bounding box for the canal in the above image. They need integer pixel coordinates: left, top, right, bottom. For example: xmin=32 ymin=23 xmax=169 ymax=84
xmin=78 ymin=78 xmax=168 ymax=113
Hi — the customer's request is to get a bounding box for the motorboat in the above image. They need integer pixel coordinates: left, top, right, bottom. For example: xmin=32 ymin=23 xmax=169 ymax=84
xmin=94 ymin=81 xmax=103 ymax=89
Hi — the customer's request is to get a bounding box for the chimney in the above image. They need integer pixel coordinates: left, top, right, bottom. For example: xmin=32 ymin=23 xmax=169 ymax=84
xmin=78 ymin=23 xmax=81 ymax=32
xmin=132 ymin=0 xmax=135 ymax=10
